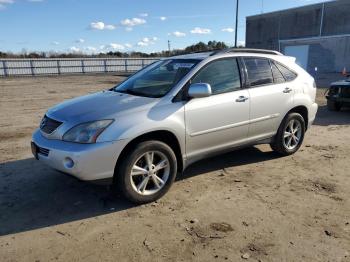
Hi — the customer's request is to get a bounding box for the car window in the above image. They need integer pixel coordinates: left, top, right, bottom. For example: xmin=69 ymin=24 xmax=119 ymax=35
xmin=114 ymin=59 xmax=199 ymax=98
xmin=244 ymin=57 xmax=273 ymax=87
xmin=270 ymin=60 xmax=286 ymax=84
xmin=275 ymin=62 xmax=297 ymax=82
xmin=191 ymin=58 xmax=241 ymax=95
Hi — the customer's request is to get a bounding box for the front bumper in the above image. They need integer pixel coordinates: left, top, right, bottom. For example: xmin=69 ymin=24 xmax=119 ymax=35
xmin=308 ymin=102 xmax=318 ymax=128
xmin=32 ymin=129 xmax=128 ymax=181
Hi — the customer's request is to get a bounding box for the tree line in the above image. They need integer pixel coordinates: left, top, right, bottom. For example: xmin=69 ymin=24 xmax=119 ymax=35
xmin=0 ymin=41 xmax=241 ymax=59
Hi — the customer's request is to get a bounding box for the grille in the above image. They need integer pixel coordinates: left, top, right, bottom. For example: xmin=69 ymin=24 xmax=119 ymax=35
xmin=40 ymin=115 xmax=62 ymax=134
xmin=37 ymin=146 xmax=50 ymax=157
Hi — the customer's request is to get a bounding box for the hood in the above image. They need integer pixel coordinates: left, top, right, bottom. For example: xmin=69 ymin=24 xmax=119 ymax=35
xmin=331 ymin=80 xmax=350 ymax=87
xmin=47 ymin=91 xmax=158 ymax=123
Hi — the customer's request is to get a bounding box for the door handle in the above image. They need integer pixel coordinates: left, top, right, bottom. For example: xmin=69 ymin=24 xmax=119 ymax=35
xmin=283 ymin=87 xmax=293 ymax=93
xmin=236 ymin=96 xmax=249 ymax=102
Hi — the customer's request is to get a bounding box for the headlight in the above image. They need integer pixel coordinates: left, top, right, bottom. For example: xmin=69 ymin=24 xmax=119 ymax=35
xmin=63 ymin=120 xmax=113 ymax=144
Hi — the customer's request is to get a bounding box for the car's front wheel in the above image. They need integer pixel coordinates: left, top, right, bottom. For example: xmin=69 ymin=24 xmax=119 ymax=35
xmin=116 ymin=140 xmax=177 ymax=204
xmin=270 ymin=112 xmax=305 ymax=156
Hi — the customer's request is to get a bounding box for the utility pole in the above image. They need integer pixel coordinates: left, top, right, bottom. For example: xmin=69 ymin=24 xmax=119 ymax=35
xmin=168 ymin=40 xmax=171 ymax=53
xmin=234 ymin=0 xmax=239 ymax=48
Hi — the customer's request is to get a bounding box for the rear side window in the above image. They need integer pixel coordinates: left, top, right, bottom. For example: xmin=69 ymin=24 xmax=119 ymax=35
xmin=275 ymin=62 xmax=297 ymax=82
xmin=271 ymin=61 xmax=285 ymax=84
xmin=191 ymin=58 xmax=241 ymax=95
xmin=244 ymin=58 xmax=273 ymax=87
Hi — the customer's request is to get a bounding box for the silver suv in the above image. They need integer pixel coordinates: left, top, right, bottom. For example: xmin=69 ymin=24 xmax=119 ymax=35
xmin=31 ymin=49 xmax=318 ymax=203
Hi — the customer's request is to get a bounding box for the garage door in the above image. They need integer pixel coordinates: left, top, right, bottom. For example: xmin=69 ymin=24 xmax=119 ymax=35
xmin=284 ymin=45 xmax=309 ymax=70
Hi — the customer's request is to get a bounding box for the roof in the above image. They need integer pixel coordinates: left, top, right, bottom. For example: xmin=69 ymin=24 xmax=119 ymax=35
xmin=169 ymin=52 xmax=213 ymax=60
xmin=169 ymin=48 xmax=282 ymax=60
xmin=331 ymin=79 xmax=350 ymax=87
xmin=247 ymin=0 xmax=335 ymax=20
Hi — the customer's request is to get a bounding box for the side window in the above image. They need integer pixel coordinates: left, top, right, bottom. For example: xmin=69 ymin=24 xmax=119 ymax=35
xmin=275 ymin=62 xmax=297 ymax=82
xmin=191 ymin=58 xmax=241 ymax=95
xmin=244 ymin=57 xmax=273 ymax=87
xmin=270 ymin=60 xmax=285 ymax=84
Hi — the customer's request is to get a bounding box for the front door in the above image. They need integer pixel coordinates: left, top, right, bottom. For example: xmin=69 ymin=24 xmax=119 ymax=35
xmin=184 ymin=58 xmax=250 ymax=160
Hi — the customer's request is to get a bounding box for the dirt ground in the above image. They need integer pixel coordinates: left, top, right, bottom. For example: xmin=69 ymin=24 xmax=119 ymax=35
xmin=0 ymin=75 xmax=349 ymax=262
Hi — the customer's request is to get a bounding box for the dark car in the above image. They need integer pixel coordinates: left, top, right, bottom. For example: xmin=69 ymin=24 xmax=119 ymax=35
xmin=325 ymin=79 xmax=350 ymax=111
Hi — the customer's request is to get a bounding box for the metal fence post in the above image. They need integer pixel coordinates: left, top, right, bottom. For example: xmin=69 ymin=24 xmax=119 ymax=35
xmin=81 ymin=60 xmax=85 ymax=73
xmin=142 ymin=59 xmax=145 ymax=68
xmin=124 ymin=59 xmax=128 ymax=72
xmin=2 ymin=60 xmax=8 ymax=77
xmin=104 ymin=59 xmax=107 ymax=73
xmin=57 ymin=60 xmax=61 ymax=75
xmin=30 ymin=60 xmax=35 ymax=76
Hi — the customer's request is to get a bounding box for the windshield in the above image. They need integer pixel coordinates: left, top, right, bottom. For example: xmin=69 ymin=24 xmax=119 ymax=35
xmin=113 ymin=59 xmax=200 ymax=98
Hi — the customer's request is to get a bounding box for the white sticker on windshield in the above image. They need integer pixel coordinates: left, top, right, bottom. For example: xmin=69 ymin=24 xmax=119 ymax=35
xmin=173 ymin=63 xmax=195 ymax=70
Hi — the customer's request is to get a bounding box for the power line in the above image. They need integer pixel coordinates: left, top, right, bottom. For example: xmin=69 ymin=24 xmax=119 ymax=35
xmin=234 ymin=0 xmax=239 ymax=47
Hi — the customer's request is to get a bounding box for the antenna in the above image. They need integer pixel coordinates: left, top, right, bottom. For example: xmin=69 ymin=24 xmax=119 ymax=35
xmin=234 ymin=0 xmax=239 ymax=48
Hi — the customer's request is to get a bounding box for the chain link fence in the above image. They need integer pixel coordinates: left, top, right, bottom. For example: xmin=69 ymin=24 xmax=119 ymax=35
xmin=0 ymin=58 xmax=160 ymax=77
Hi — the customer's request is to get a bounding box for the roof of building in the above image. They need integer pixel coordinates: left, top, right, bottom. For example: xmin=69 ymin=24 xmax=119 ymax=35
xmin=247 ymin=0 xmax=335 ymax=19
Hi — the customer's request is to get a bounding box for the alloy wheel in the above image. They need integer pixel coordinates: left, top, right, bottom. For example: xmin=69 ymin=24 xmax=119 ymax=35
xmin=129 ymin=151 xmax=170 ymax=196
xmin=283 ymin=119 xmax=302 ymax=150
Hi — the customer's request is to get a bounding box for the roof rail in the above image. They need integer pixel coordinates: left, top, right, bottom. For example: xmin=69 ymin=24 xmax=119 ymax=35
xmin=211 ymin=48 xmax=283 ymax=56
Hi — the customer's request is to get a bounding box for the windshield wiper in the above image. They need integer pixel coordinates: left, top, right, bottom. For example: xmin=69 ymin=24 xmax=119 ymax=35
xmin=115 ymin=89 xmax=152 ymax=97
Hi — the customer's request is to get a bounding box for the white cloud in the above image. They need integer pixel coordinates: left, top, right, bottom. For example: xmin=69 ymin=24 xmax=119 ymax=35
xmin=105 ymin=24 xmax=116 ymax=30
xmin=125 ymin=43 xmax=132 ymax=48
xmin=160 ymin=16 xmax=167 ymax=21
xmin=76 ymin=38 xmax=85 ymax=43
xmin=125 ymin=27 xmax=133 ymax=32
xmin=237 ymin=40 xmax=245 ymax=47
xmin=85 ymin=46 xmax=97 ymax=53
xmin=139 ymin=13 xmax=148 ymax=17
xmin=222 ymin=27 xmax=234 ymax=33
xmin=70 ymin=46 xmax=80 ymax=53
xmin=109 ymin=43 xmax=125 ymax=50
xmin=171 ymin=31 xmax=186 ymax=37
xmin=51 ymin=41 xmax=59 ymax=45
xmin=120 ymin=17 xmax=146 ymax=27
xmin=137 ymin=36 xmax=158 ymax=47
xmin=137 ymin=41 xmax=148 ymax=47
xmin=90 ymin=21 xmax=105 ymax=30
xmin=190 ymin=27 xmax=211 ymax=34
xmin=89 ymin=21 xmax=115 ymax=30
xmin=0 ymin=0 xmax=14 ymax=9
xmin=27 ymin=0 xmax=44 ymax=2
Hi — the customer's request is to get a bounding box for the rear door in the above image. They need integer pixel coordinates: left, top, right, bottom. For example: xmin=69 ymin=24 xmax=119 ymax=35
xmin=243 ymin=57 xmax=295 ymax=140
xmin=184 ymin=58 xmax=250 ymax=159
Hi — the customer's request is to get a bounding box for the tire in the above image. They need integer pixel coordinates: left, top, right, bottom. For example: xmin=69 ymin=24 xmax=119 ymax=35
xmin=115 ymin=140 xmax=177 ymax=204
xmin=270 ymin=112 xmax=305 ymax=156
xmin=327 ymin=100 xmax=342 ymax=111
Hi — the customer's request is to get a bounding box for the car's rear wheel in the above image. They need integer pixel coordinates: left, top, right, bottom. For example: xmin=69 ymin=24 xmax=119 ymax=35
xmin=116 ymin=140 xmax=177 ymax=204
xmin=270 ymin=112 xmax=305 ymax=156
xmin=327 ymin=100 xmax=342 ymax=111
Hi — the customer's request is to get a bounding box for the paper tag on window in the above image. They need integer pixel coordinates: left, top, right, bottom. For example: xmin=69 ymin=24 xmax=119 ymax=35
xmin=173 ymin=63 xmax=194 ymax=70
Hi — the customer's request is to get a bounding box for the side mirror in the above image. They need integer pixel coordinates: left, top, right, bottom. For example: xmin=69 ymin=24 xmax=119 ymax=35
xmin=188 ymin=83 xmax=212 ymax=98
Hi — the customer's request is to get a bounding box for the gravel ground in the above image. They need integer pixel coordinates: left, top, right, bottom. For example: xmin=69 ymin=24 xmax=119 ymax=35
xmin=0 ymin=75 xmax=349 ymax=262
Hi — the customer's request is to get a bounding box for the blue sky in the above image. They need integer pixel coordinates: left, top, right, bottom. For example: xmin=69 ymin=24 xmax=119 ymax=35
xmin=0 ymin=0 xmax=327 ymax=54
